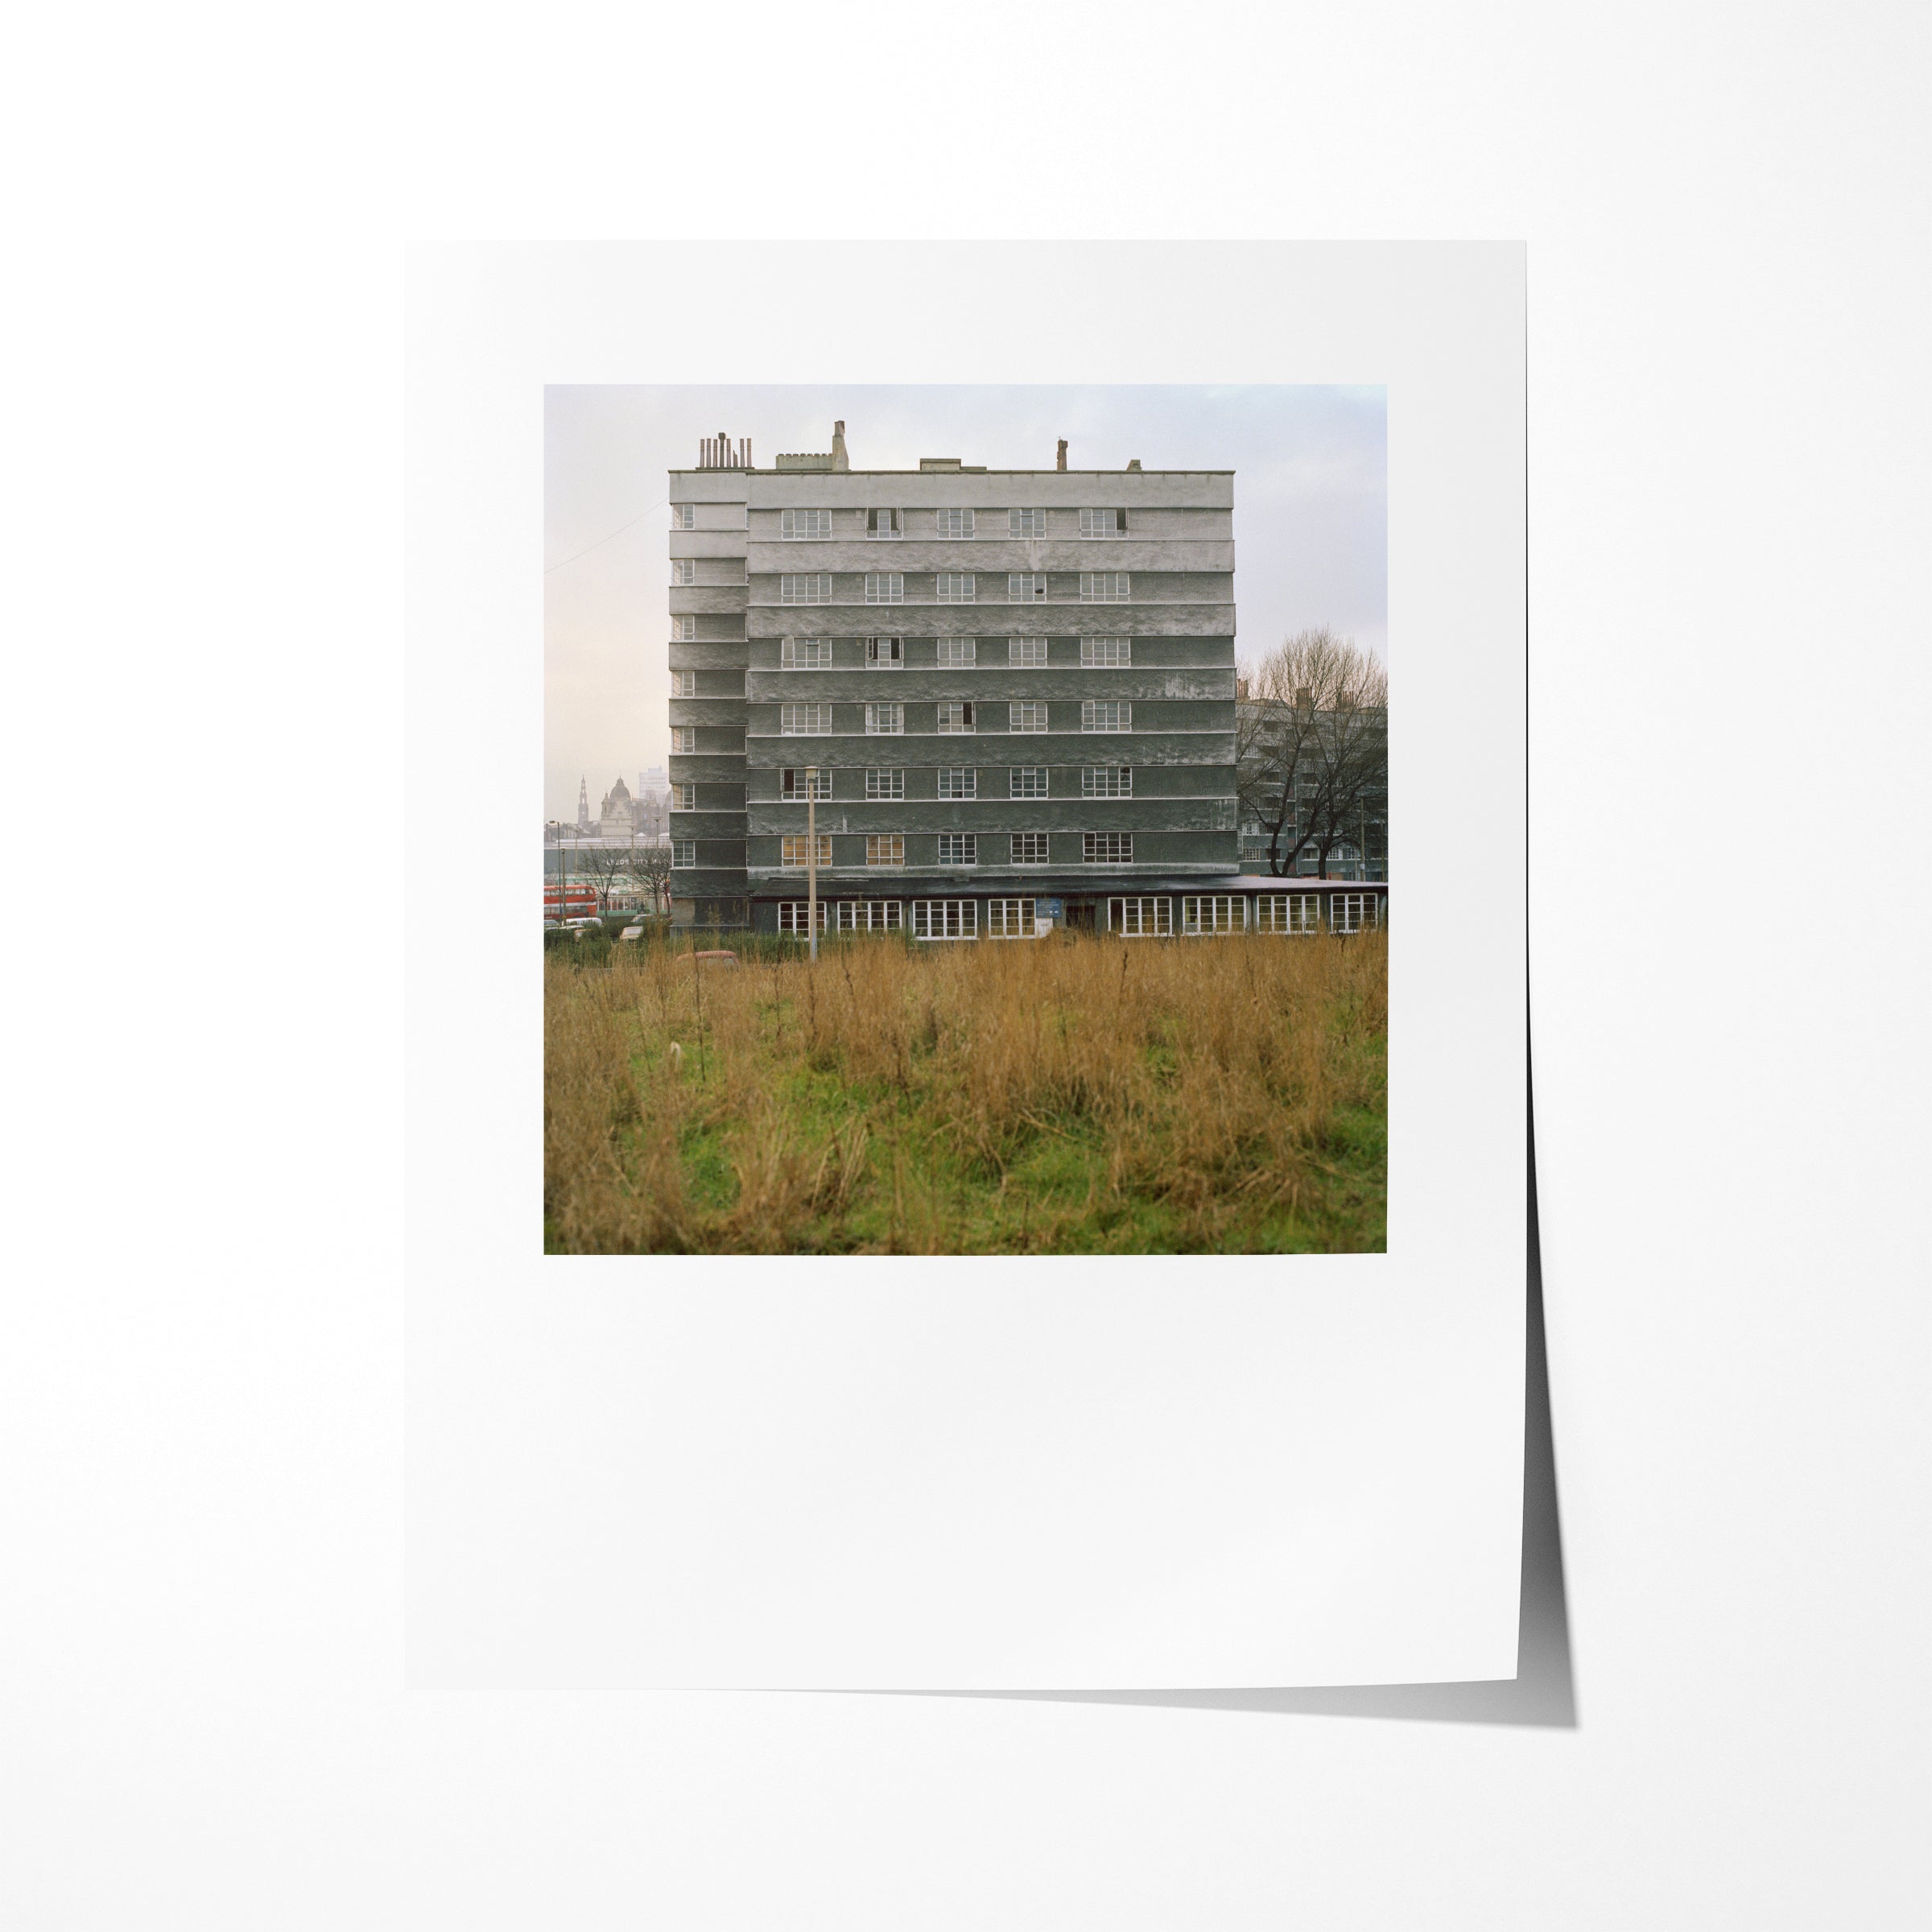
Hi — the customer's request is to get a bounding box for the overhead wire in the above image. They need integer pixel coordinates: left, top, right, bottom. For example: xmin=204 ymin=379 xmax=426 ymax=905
xmin=545 ymin=499 xmax=667 ymax=575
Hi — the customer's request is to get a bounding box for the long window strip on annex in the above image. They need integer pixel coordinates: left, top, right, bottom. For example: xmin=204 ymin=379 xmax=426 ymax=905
xmin=1255 ymin=894 xmax=1323 ymax=935
xmin=1108 ymin=897 xmax=1170 ymax=938
xmin=911 ymin=899 xmax=976 ymax=941
xmin=1181 ymin=894 xmax=1246 ymax=936
xmin=834 ymin=900 xmax=902 ymax=931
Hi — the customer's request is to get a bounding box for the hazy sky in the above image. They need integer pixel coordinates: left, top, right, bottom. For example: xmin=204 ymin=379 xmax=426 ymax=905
xmin=545 ymin=385 xmax=1385 ymax=823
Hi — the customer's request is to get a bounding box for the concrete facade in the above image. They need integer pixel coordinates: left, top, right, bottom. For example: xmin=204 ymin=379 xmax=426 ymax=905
xmin=665 ymin=466 xmax=752 ymax=927
xmin=667 ymin=427 xmax=1240 ymax=933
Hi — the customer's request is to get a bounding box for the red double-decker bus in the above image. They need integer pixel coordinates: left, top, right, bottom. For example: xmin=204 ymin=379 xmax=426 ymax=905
xmin=544 ymin=882 xmax=599 ymax=920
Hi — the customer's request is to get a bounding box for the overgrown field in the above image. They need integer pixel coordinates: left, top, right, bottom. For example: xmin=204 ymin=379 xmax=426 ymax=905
xmin=544 ymin=927 xmax=1386 ymax=1254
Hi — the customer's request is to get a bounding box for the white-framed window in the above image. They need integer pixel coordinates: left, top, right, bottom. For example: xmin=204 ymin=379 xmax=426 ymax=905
xmin=1181 ymin=895 xmax=1245 ymax=935
xmin=936 ymin=636 xmax=977 ymax=667
xmin=1081 ymin=766 xmax=1133 ymax=797
xmin=1331 ymin=891 xmax=1381 ymax=934
xmin=781 ymin=834 xmax=833 ymax=869
xmin=865 ymin=703 xmax=904 ymax=735
xmin=987 ymin=898 xmax=1038 ymax=938
xmin=670 ymin=503 xmax=696 ymax=530
xmin=1008 ymin=572 xmax=1047 ymax=602
xmin=937 ymin=768 xmax=976 ymax=799
xmin=936 ymin=572 xmax=976 ymax=603
xmin=1084 ymin=832 xmax=1133 ymax=865
xmin=1008 ymin=702 xmax=1049 ymax=733
xmin=780 ymin=769 xmax=829 ymax=800
xmin=1081 ymin=636 xmax=1130 ymax=667
xmin=938 ymin=701 xmax=976 ymax=733
xmin=1080 ymin=506 xmax=1127 ymax=538
xmin=866 ymin=634 xmax=903 ymax=668
xmin=671 ymin=558 xmax=696 ymax=585
xmin=864 ymin=572 xmax=903 ymax=604
xmin=865 ymin=767 xmax=906 ymax=799
xmin=780 ymin=573 xmax=833 ymax=605
xmin=1080 ymin=571 xmax=1131 ymax=602
xmin=672 ymin=840 xmax=696 ymax=869
xmin=671 ymin=616 xmax=696 ymax=641
xmin=781 ymin=508 xmax=833 ymax=540
xmin=835 ymin=899 xmax=903 ymax=931
xmin=1082 ymin=700 xmax=1130 ymax=733
xmin=778 ymin=902 xmax=828 ymax=935
xmin=866 ymin=508 xmax=901 ymax=539
xmin=1009 ymin=766 xmax=1049 ymax=799
xmin=1109 ymin=896 xmax=1169 ymax=936
xmin=671 ymin=782 xmax=696 ymax=811
xmin=670 ymin=726 xmax=696 ymax=753
xmin=779 ymin=703 xmax=832 ymax=735
xmin=1255 ymin=893 xmax=1322 ymax=935
xmin=670 ymin=670 xmax=697 ymax=696
xmin=866 ymin=834 xmax=906 ymax=867
xmin=912 ymin=899 xmax=976 ymax=940
xmin=1008 ymin=637 xmax=1047 ymax=666
xmin=1008 ymin=507 xmax=1045 ymax=538
xmin=935 ymin=508 xmax=975 ymax=539
xmin=1009 ymin=832 xmax=1049 ymax=865
xmin=937 ymin=832 xmax=977 ymax=866
xmin=780 ymin=636 xmax=831 ymax=669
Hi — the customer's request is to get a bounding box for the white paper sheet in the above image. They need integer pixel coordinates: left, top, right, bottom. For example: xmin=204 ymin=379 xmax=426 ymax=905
xmin=406 ymin=241 xmax=1525 ymax=1687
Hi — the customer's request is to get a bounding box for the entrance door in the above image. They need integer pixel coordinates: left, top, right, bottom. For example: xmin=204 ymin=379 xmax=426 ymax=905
xmin=1064 ymin=899 xmax=1097 ymax=932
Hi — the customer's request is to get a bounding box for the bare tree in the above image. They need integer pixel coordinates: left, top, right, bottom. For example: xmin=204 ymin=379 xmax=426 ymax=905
xmin=625 ymin=840 xmax=673 ymax=914
xmin=1236 ymin=630 xmax=1388 ymax=877
xmin=1302 ymin=654 xmax=1387 ymax=878
xmin=577 ymin=842 xmax=638 ymax=913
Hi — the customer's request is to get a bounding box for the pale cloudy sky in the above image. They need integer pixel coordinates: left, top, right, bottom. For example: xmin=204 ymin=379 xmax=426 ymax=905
xmin=545 ymin=385 xmax=1385 ymax=823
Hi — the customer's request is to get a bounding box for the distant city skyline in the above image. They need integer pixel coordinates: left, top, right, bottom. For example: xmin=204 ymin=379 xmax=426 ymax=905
xmin=545 ymin=386 xmax=1385 ymax=825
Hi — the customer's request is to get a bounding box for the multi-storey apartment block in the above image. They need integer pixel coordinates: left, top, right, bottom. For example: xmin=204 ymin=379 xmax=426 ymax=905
xmin=669 ymin=421 xmax=1367 ymax=939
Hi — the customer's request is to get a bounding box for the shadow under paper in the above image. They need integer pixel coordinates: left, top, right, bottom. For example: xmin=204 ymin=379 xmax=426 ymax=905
xmin=891 ymin=1068 xmax=1577 ymax=1728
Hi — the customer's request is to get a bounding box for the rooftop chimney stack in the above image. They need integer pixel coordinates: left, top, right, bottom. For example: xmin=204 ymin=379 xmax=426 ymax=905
xmin=1056 ymin=438 xmax=1068 ymax=471
xmin=830 ymin=420 xmax=849 ymax=473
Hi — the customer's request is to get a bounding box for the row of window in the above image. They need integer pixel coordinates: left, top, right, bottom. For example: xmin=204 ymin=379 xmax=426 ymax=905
xmin=765 ymin=894 xmax=1382 ymax=939
xmin=778 ymin=507 xmax=1132 ymax=540
xmin=769 ymin=701 xmax=1130 ymax=737
xmin=667 ymin=768 xmax=1136 ymax=807
xmin=777 ymin=899 xmax=906 ymax=934
xmin=776 ymin=832 xmax=1126 ymax=869
xmin=775 ymin=636 xmax=1131 ymax=668
xmin=774 ymin=766 xmax=1132 ymax=800
xmin=778 ymin=573 xmax=1131 ymax=605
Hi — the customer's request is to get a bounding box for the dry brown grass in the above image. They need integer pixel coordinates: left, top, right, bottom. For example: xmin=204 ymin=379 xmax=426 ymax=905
xmin=544 ymin=927 xmax=1386 ymax=1254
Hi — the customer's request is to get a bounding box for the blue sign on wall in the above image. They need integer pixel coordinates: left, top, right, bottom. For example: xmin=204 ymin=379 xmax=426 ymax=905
xmin=1038 ymin=898 xmax=1063 ymax=918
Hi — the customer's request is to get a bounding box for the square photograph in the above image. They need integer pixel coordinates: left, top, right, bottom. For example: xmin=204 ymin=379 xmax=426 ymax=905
xmin=546 ymin=386 xmax=1387 ymax=1254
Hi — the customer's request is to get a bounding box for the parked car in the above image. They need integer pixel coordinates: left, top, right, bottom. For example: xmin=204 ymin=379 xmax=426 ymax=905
xmin=543 ymin=919 xmax=561 ymax=931
xmin=618 ymin=924 xmax=646 ymax=942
